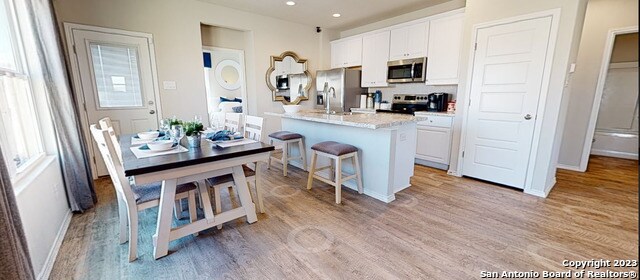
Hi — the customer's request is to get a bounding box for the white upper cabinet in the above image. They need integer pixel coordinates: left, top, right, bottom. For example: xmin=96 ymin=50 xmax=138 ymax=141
xmin=331 ymin=36 xmax=363 ymax=68
xmin=361 ymin=31 xmax=390 ymax=87
xmin=426 ymin=12 xmax=464 ymax=85
xmin=389 ymin=21 xmax=429 ymax=61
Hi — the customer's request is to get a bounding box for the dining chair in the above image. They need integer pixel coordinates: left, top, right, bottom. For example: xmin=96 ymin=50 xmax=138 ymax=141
xmin=223 ymin=113 xmax=243 ymax=133
xmin=89 ymin=124 xmax=199 ymax=262
xmin=208 ymin=115 xmax=265 ymax=223
xmin=98 ymin=117 xmax=199 ymax=219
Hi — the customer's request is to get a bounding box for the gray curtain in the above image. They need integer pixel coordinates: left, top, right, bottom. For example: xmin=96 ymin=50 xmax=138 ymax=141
xmin=0 ymin=147 xmax=35 ymax=279
xmin=25 ymin=0 xmax=96 ymax=212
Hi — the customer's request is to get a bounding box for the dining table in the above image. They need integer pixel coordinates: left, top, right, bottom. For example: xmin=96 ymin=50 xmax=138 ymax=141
xmin=120 ymin=134 xmax=274 ymax=259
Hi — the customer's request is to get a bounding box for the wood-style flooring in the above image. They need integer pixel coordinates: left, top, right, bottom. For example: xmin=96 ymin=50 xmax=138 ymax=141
xmin=49 ymin=155 xmax=638 ymax=279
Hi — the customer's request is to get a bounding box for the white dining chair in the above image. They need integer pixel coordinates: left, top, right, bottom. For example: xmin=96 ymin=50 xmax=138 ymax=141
xmin=98 ymin=117 xmax=202 ymax=219
xmin=89 ymin=124 xmax=199 ymax=262
xmin=223 ymin=113 xmax=243 ymax=133
xmin=208 ymin=115 xmax=265 ymax=222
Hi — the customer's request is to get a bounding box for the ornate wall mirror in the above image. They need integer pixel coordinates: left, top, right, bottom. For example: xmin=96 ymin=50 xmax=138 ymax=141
xmin=265 ymin=51 xmax=312 ymax=104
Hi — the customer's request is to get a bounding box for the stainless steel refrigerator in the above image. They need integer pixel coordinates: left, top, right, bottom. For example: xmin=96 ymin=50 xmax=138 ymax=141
xmin=315 ymin=68 xmax=363 ymax=113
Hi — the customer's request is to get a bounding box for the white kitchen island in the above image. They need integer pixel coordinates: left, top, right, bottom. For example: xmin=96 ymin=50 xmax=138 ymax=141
xmin=265 ymin=111 xmax=425 ymax=203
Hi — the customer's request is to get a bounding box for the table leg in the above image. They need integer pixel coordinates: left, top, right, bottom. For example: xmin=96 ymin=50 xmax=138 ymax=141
xmin=154 ymin=178 xmax=177 ymax=259
xmin=231 ymin=165 xmax=257 ymax=223
xmin=197 ymin=180 xmax=215 ymax=223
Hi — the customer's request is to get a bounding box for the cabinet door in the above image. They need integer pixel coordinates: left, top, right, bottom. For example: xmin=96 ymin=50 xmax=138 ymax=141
xmin=345 ymin=37 xmax=363 ymax=67
xmin=361 ymin=31 xmax=390 ymax=87
xmin=389 ymin=27 xmax=409 ymax=61
xmin=330 ymin=41 xmax=343 ymax=68
xmin=406 ymin=22 xmax=429 ymax=59
xmin=426 ymin=12 xmax=464 ymax=85
xmin=416 ymin=126 xmax=451 ymax=164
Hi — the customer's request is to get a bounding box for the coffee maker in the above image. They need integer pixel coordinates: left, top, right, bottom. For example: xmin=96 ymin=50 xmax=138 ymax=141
xmin=426 ymin=92 xmax=449 ymax=112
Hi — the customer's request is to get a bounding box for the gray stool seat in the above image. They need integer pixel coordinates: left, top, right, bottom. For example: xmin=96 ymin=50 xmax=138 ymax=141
xmin=311 ymin=141 xmax=358 ymax=156
xmin=268 ymin=131 xmax=303 ymax=141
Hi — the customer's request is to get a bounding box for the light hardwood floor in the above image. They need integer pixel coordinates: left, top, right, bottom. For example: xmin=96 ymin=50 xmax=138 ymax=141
xmin=49 ymin=156 xmax=638 ymax=279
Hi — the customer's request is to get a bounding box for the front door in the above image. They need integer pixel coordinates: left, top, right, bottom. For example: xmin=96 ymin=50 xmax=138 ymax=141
xmin=462 ymin=16 xmax=552 ymax=188
xmin=69 ymin=26 xmax=160 ymax=176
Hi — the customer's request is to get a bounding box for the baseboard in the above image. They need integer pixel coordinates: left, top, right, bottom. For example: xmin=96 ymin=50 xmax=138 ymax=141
xmin=37 ymin=210 xmax=73 ymax=280
xmin=414 ymin=158 xmax=449 ymax=170
xmin=524 ymin=177 xmax=556 ymax=198
xmin=556 ymin=163 xmax=584 ymax=172
xmin=590 ymin=150 xmax=639 ymax=160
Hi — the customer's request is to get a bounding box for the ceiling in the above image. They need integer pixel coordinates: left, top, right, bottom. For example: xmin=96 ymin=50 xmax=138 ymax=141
xmin=199 ymin=0 xmax=451 ymax=30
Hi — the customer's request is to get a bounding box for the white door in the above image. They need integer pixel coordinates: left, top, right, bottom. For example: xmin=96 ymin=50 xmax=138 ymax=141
xmin=389 ymin=27 xmax=409 ymax=61
xmin=69 ymin=27 xmax=160 ymax=176
xmin=462 ymin=16 xmax=552 ymax=188
xmin=426 ymin=12 xmax=464 ymax=85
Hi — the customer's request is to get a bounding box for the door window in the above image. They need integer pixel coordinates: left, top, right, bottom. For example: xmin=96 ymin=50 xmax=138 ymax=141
xmin=90 ymin=43 xmax=144 ymax=108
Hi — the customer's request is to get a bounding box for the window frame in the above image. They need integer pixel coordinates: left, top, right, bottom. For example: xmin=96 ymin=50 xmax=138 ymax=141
xmin=0 ymin=0 xmax=46 ymax=180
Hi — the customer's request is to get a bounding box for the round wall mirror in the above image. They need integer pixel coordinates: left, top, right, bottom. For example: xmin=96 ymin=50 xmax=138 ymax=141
xmin=215 ymin=60 xmax=242 ymax=90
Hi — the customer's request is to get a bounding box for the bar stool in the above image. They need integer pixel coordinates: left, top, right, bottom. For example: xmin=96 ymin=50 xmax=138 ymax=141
xmin=268 ymin=131 xmax=307 ymax=176
xmin=306 ymin=141 xmax=363 ymax=204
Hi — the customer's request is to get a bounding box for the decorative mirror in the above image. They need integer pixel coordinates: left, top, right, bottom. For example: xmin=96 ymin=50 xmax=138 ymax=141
xmin=215 ymin=59 xmax=242 ymax=90
xmin=265 ymin=51 xmax=312 ymax=104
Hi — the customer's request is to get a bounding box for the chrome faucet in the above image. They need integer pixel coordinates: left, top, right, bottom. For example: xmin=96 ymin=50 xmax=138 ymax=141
xmin=323 ymin=81 xmax=336 ymax=114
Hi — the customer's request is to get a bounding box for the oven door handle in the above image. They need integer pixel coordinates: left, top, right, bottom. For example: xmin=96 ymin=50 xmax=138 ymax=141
xmin=410 ymin=62 xmax=416 ymax=81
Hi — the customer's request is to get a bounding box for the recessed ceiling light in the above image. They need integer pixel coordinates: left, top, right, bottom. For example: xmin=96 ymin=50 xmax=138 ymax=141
xmin=286 ymin=1 xmax=295 ymax=6
xmin=332 ymin=13 xmax=341 ymax=18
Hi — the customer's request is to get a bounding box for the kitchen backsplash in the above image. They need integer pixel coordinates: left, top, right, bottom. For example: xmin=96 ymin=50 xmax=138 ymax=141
xmin=368 ymin=83 xmax=458 ymax=103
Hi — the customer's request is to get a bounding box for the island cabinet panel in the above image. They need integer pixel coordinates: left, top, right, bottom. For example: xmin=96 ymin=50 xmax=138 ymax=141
xmin=331 ymin=36 xmax=363 ymax=68
xmin=389 ymin=21 xmax=429 ymax=61
xmin=425 ymin=11 xmax=464 ymax=85
xmin=361 ymin=31 xmax=390 ymax=87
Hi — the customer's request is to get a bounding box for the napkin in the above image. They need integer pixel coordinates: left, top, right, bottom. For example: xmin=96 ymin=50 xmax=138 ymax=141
xmin=138 ymin=143 xmax=178 ymax=150
xmin=206 ymin=130 xmax=243 ymax=141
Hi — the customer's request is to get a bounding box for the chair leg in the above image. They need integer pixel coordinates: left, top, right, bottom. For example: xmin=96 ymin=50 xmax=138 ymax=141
xmin=255 ymin=162 xmax=265 ymax=213
xmin=335 ymin=157 xmax=342 ymax=204
xmin=116 ymin=192 xmax=128 ymax=244
xmin=213 ymin=186 xmax=222 ymax=230
xmin=306 ymin=151 xmax=317 ymax=190
xmin=188 ymin=190 xmax=198 ymax=237
xmin=127 ymin=206 xmax=138 ymax=262
xmin=267 ymin=139 xmax=273 ymax=170
xmin=298 ymin=139 xmax=307 ymax=171
xmin=174 ymin=199 xmax=183 ymax=220
xmin=282 ymin=142 xmax=289 ymax=177
xmin=329 ymin=159 xmax=336 ymax=182
xmin=353 ymin=153 xmax=364 ymax=194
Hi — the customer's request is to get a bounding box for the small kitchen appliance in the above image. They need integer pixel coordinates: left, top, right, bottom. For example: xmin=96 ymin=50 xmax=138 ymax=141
xmin=426 ymin=92 xmax=449 ymax=112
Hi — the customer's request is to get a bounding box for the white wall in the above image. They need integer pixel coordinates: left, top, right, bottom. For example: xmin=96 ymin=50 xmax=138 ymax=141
xmin=14 ymin=158 xmax=70 ymax=279
xmin=557 ymin=0 xmax=639 ymax=169
xmin=53 ymin=0 xmax=336 ymax=137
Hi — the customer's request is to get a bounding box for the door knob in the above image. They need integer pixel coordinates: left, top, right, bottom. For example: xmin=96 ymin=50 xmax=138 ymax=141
xmin=524 ymin=114 xmax=532 ymax=120
xmin=149 ymin=110 xmax=156 ymax=115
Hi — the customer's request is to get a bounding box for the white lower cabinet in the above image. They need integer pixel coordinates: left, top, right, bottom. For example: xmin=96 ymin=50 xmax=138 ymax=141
xmin=415 ymin=114 xmax=453 ymax=169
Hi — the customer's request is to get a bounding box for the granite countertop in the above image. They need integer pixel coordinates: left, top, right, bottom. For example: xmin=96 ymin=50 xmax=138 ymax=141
xmin=265 ymin=110 xmax=426 ymax=129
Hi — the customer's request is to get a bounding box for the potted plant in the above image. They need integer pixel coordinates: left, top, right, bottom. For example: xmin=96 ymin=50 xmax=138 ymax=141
xmin=184 ymin=121 xmax=205 ymax=148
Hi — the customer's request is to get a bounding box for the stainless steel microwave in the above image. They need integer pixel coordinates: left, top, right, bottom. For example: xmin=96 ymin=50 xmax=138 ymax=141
xmin=387 ymin=57 xmax=427 ymax=83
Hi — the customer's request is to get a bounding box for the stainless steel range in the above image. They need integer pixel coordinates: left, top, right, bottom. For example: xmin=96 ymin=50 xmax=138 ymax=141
xmin=377 ymin=94 xmax=429 ymax=114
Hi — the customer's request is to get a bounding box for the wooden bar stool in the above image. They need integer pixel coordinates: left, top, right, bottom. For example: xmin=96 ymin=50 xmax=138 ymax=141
xmin=268 ymin=131 xmax=307 ymax=176
xmin=306 ymin=141 xmax=363 ymax=204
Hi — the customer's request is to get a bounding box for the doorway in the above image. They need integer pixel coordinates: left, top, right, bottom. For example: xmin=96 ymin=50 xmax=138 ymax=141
xmin=585 ymin=30 xmax=638 ymax=162
xmin=202 ymin=47 xmax=247 ymax=128
xmin=64 ymin=24 xmax=162 ymax=177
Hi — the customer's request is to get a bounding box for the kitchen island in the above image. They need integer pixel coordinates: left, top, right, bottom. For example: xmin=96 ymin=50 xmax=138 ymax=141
xmin=265 ymin=111 xmax=425 ymax=203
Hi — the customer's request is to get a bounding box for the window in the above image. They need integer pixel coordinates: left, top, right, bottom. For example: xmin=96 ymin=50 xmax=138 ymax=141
xmin=0 ymin=0 xmax=44 ymax=178
xmin=90 ymin=43 xmax=143 ymax=108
